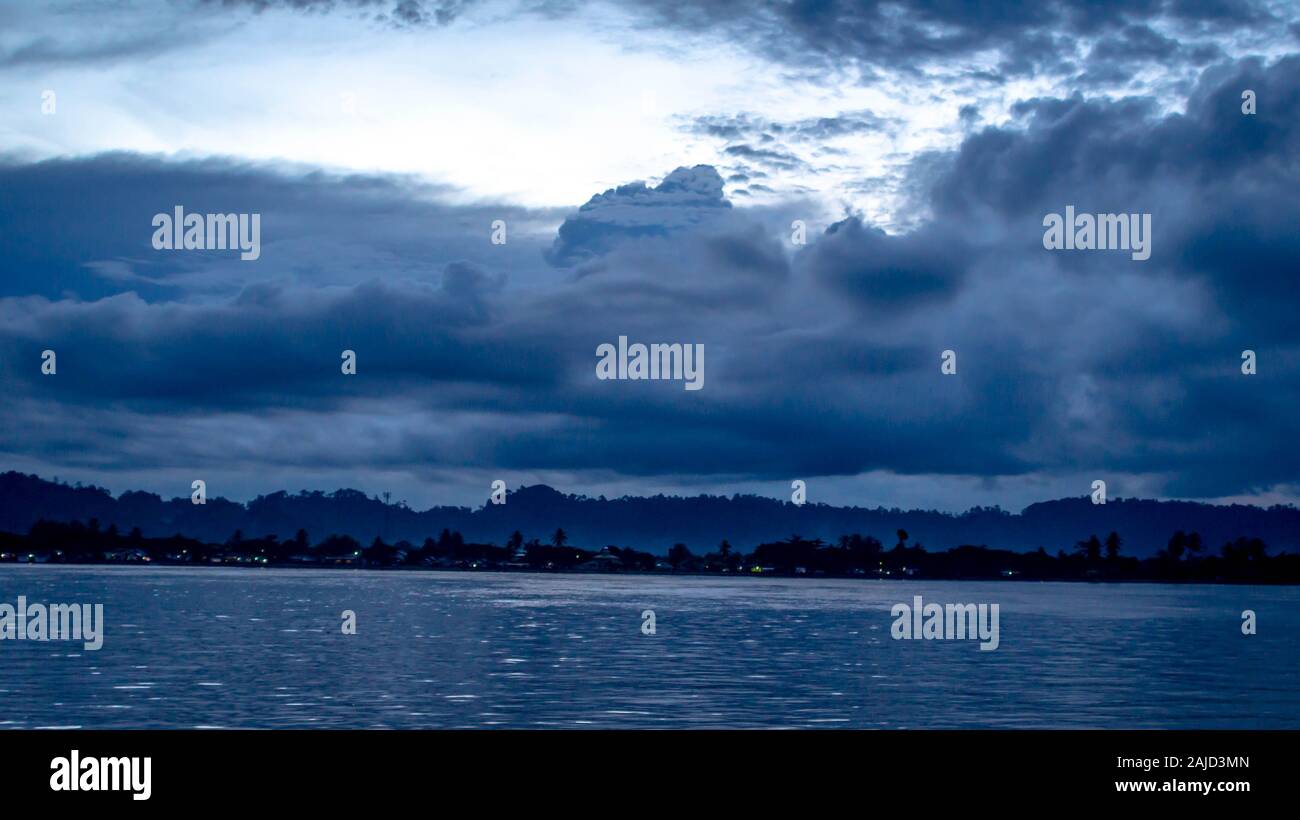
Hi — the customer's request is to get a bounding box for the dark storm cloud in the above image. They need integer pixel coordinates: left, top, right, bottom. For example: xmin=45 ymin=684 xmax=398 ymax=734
xmin=0 ymin=156 xmax=795 ymax=480
xmin=0 ymin=268 xmax=555 ymax=414
xmin=620 ymin=0 xmax=1286 ymax=78
xmin=800 ymin=217 xmax=972 ymax=312
xmin=125 ymin=0 xmax=1294 ymax=83
xmin=927 ymin=54 xmax=1300 ymax=340
xmin=3 ymin=54 xmax=1300 ymax=501
xmin=0 ymin=152 xmax=560 ymax=302
xmin=864 ymin=54 xmax=1300 ymax=495
xmin=1077 ymin=24 xmax=1223 ymax=85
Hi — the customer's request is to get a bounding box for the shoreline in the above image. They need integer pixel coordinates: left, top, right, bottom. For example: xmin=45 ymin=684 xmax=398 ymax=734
xmin=2 ymin=558 xmax=1295 ymax=586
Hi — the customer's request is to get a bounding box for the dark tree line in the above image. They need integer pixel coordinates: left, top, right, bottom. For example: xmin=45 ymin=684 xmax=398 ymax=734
xmin=1 ymin=519 xmax=1296 ymax=583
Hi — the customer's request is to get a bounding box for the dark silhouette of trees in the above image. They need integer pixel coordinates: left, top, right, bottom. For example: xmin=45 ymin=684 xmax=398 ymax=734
xmin=707 ymin=539 xmax=741 ymax=571
xmin=317 ymin=534 xmax=361 ymax=558
xmin=1105 ymin=531 xmax=1121 ymax=561
xmin=840 ymin=533 xmax=883 ymax=571
xmin=667 ymin=543 xmax=692 ymax=569
xmin=752 ymin=535 xmax=826 ymax=572
xmin=1222 ymin=536 xmax=1267 ymax=564
xmin=1164 ymin=530 xmax=1188 ymax=561
xmin=0 ymin=514 xmax=1295 ymax=583
xmin=608 ymin=545 xmax=654 ymax=571
xmin=364 ymin=536 xmax=397 ymax=565
xmin=1075 ymin=534 xmax=1102 ymax=562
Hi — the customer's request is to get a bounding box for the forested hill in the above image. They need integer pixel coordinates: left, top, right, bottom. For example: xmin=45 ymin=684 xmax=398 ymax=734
xmin=1 ymin=471 xmax=1296 ymax=557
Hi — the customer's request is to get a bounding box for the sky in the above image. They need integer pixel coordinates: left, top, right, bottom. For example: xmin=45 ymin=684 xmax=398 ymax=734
xmin=1 ymin=0 xmax=1298 ymax=512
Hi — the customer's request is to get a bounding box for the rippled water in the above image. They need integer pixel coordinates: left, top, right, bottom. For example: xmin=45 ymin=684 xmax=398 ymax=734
xmin=0 ymin=565 xmax=1295 ymax=728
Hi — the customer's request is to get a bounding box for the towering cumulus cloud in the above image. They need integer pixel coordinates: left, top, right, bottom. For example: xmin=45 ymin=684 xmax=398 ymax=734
xmin=546 ymin=166 xmax=732 ymax=267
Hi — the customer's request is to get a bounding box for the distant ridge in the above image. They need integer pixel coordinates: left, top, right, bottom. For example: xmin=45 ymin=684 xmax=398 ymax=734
xmin=1 ymin=471 xmax=1296 ymax=557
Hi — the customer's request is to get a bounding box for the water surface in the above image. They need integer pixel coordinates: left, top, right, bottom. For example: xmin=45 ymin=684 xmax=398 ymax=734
xmin=0 ymin=565 xmax=1293 ymax=728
